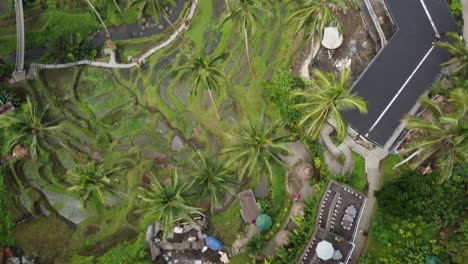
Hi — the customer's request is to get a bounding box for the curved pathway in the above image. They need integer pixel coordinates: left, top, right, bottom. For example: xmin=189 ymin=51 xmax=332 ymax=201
xmin=26 ymin=0 xmax=199 ymax=78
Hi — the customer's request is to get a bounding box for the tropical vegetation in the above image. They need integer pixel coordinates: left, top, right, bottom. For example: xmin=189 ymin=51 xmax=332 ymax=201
xmin=293 ymin=68 xmax=367 ymax=141
xmin=399 ymin=88 xmax=467 ymax=182
xmin=137 ymin=170 xmax=202 ymax=238
xmin=190 ymin=152 xmax=236 ymax=212
xmin=222 ymin=116 xmax=291 ymax=185
xmin=66 ymin=161 xmax=126 ymax=207
xmin=177 ymin=51 xmax=226 ymax=119
xmin=222 ymin=0 xmax=271 ymax=79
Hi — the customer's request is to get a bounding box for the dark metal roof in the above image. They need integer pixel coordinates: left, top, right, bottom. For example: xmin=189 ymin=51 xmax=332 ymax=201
xmin=343 ymin=0 xmax=458 ymax=146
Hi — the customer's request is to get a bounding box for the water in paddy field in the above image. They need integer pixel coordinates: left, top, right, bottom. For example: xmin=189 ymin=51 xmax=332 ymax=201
xmin=0 ymin=0 xmax=8 ymax=13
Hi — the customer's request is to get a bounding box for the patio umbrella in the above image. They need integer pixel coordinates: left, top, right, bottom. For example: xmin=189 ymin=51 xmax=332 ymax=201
xmin=316 ymin=240 xmax=334 ymax=260
xmin=256 ymin=214 xmax=272 ymax=232
xmin=205 ymin=236 xmax=222 ymax=251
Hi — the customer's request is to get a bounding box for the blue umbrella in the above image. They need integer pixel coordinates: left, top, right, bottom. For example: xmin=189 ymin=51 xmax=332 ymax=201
xmin=205 ymin=236 xmax=222 ymax=251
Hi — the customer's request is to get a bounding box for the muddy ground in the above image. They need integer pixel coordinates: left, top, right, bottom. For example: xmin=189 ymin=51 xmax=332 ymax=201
xmin=292 ymin=7 xmax=379 ymax=80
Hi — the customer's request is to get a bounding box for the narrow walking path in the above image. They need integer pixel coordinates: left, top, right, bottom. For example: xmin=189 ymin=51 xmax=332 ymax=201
xmin=26 ymin=0 xmax=199 ymax=78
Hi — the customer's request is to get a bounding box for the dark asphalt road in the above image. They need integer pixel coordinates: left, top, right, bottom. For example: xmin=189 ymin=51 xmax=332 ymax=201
xmin=343 ymin=0 xmax=458 ymax=146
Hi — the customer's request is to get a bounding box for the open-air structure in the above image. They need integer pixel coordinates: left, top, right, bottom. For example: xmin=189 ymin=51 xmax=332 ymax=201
xmin=297 ymin=181 xmax=367 ymax=264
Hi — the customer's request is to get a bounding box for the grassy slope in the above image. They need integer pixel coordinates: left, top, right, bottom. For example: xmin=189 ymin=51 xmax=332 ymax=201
xmin=9 ymin=0 xmax=304 ymax=262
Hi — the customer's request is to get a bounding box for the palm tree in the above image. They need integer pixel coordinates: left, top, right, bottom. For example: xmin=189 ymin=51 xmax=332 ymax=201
xmin=190 ymin=151 xmax=236 ymax=212
xmin=85 ymin=0 xmax=111 ymax=38
xmin=436 ymin=32 xmax=468 ymax=77
xmin=222 ymin=116 xmax=291 ymax=185
xmin=67 ymin=161 xmax=126 ymax=207
xmin=176 ymin=51 xmax=226 ymax=120
xmin=292 ymin=68 xmax=367 ymax=142
xmin=137 ymin=170 xmax=202 ymax=238
xmin=288 ymin=0 xmax=358 ymax=78
xmin=395 ymin=88 xmax=467 ymax=182
xmin=0 ymin=98 xmax=62 ymax=160
xmin=222 ymin=0 xmax=271 ymax=79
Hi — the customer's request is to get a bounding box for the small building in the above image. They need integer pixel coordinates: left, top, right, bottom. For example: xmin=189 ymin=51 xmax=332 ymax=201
xmin=297 ymin=181 xmax=367 ymax=264
xmin=238 ymin=190 xmax=261 ymax=224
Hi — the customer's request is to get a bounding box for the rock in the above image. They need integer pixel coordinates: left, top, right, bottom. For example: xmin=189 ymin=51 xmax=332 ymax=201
xmin=231 ymin=237 xmax=249 ymax=254
xmin=158 ymin=24 xmax=165 ymax=30
xmin=275 ymin=230 xmax=290 ymax=247
xmin=254 ymin=175 xmax=268 ymax=199
xmin=145 ymin=22 xmax=150 ymax=28
xmin=165 ymin=6 xmax=169 ymax=11
xmin=141 ymin=25 xmax=146 ymax=31
xmin=141 ymin=17 xmax=147 ymax=24
xmin=91 ymin=152 xmax=104 ymax=162
xmin=171 ymin=135 xmax=185 ymax=151
xmin=291 ymin=203 xmax=305 ymax=217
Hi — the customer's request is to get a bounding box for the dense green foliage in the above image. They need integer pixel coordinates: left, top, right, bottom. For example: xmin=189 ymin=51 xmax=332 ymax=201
xmin=137 ymin=170 xmax=202 ymax=238
xmin=448 ymin=0 xmax=464 ymax=30
xmin=402 ymin=88 xmax=467 ymax=182
xmin=364 ymin=168 xmax=467 ymax=263
xmin=96 ymin=241 xmax=150 ymax=264
xmin=222 ymin=116 xmax=291 ymax=185
xmin=288 ymin=0 xmax=358 ymax=40
xmin=66 ymin=161 xmax=126 ymax=208
xmin=263 ymin=69 xmax=303 ymax=126
xmin=0 ymin=175 xmax=14 ymax=247
xmin=376 ymin=169 xmax=466 ymax=228
xmin=0 ymin=86 xmax=21 ymax=107
xmin=293 ymin=68 xmax=367 ymax=142
xmin=271 ymin=181 xmax=326 ymax=264
xmin=0 ymin=59 xmax=14 ymax=79
xmin=0 ymin=98 xmax=62 ymax=159
xmin=190 ymin=152 xmax=236 ymax=212
xmin=43 ymin=33 xmax=97 ymax=63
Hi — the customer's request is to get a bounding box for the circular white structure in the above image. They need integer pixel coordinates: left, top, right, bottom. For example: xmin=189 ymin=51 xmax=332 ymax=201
xmin=322 ymin=27 xmax=343 ymax=49
xmin=316 ymin=240 xmax=334 ymax=260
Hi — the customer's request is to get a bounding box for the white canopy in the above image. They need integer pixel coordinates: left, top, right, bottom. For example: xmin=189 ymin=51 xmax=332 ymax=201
xmin=316 ymin=240 xmax=334 ymax=260
xmin=322 ymin=27 xmax=343 ymax=49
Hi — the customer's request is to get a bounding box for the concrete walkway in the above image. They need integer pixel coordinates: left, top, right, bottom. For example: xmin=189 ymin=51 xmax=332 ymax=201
xmin=319 ymin=124 xmax=388 ymax=263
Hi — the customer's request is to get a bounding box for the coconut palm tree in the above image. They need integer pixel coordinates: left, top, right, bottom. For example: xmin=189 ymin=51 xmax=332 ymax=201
xmin=190 ymin=151 xmax=236 ymax=212
xmin=222 ymin=0 xmax=271 ymax=79
xmin=176 ymin=51 xmax=226 ymax=120
xmin=292 ymin=68 xmax=367 ymax=142
xmin=288 ymin=0 xmax=358 ymax=78
xmin=85 ymin=0 xmax=111 ymax=38
xmin=67 ymin=161 xmax=126 ymax=207
xmin=436 ymin=32 xmax=468 ymax=77
xmin=395 ymin=88 xmax=467 ymax=182
xmin=222 ymin=116 xmax=291 ymax=186
xmin=137 ymin=170 xmax=202 ymax=238
xmin=0 ymin=98 xmax=63 ymax=160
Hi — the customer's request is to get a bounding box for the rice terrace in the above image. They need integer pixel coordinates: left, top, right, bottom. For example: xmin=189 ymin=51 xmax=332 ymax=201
xmin=0 ymin=0 xmax=466 ymax=263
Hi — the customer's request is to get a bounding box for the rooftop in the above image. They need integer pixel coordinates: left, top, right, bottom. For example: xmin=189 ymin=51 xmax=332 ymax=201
xmin=343 ymin=0 xmax=458 ymax=147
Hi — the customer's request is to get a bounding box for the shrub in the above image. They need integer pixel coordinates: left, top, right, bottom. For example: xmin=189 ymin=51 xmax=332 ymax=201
xmin=0 ymin=175 xmax=14 ymax=247
xmin=263 ymin=70 xmax=303 ymax=126
xmin=245 ymin=235 xmax=264 ymax=255
xmin=96 ymin=240 xmax=150 ymax=264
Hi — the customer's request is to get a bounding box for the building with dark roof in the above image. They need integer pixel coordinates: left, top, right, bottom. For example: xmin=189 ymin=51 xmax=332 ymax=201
xmin=343 ymin=0 xmax=458 ymax=148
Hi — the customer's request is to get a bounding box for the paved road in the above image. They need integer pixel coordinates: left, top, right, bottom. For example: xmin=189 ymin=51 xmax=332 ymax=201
xmin=343 ymin=0 xmax=458 ymax=147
